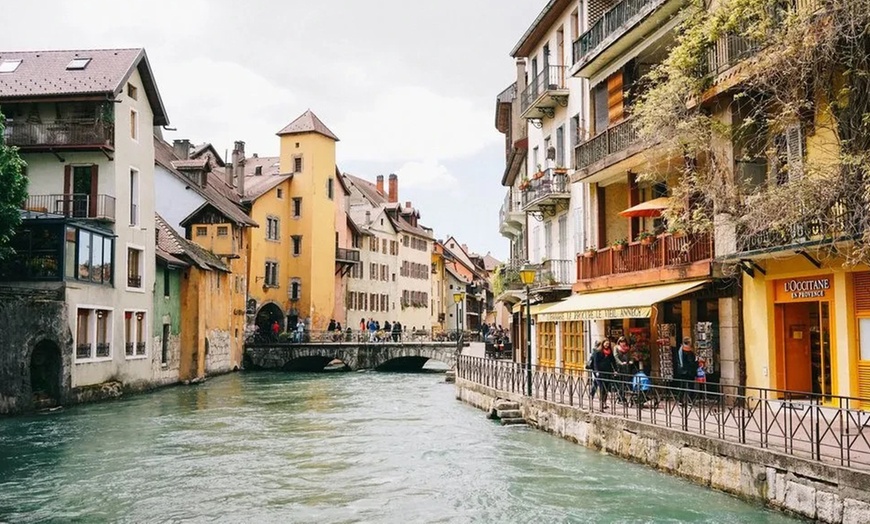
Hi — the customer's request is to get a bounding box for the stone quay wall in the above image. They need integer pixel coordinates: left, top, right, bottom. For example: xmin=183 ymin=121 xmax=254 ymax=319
xmin=457 ymin=378 xmax=870 ymax=523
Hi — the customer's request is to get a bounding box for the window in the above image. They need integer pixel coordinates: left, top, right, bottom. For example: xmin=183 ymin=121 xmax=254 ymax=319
xmin=327 ymin=177 xmax=334 ymax=200
xmin=563 ymin=321 xmax=584 ymax=369
xmin=124 ymin=311 xmax=147 ymax=358
xmin=264 ymin=261 xmax=278 ymax=287
xmin=382 ymin=238 xmax=387 ymax=254
xmin=196 ymin=226 xmax=207 ymax=237
xmin=266 ymin=216 xmax=280 ymax=241
xmin=293 ymin=156 xmax=303 ymax=173
xmin=130 ymin=109 xmax=138 ymax=141
xmin=292 ymin=197 xmax=302 ymax=218
xmin=537 ymin=322 xmax=556 ymax=366
xmin=161 ymin=323 xmax=170 ymax=364
xmin=370 ymin=237 xmax=378 ymax=251
xmin=129 ymin=168 xmax=139 ymax=226
xmin=66 ymin=57 xmax=91 ymax=70
xmin=163 ymin=267 xmax=170 ymax=297
xmin=370 ymin=263 xmax=377 ymax=277
xmin=217 ymin=226 xmax=228 ymax=236
xmin=127 ymin=83 xmax=138 ymax=100
xmin=276 ymin=188 xmax=284 ymax=199
xmin=76 ymin=308 xmax=112 ymax=360
xmin=0 ymin=59 xmax=22 ymax=73
xmin=290 ymin=279 xmax=301 ymax=301
xmin=532 ymin=146 xmax=539 ymax=172
xmin=556 ymin=126 xmax=565 ymax=167
xmin=292 ymin=235 xmax=302 ymax=256
xmin=127 ymin=247 xmax=142 ymax=289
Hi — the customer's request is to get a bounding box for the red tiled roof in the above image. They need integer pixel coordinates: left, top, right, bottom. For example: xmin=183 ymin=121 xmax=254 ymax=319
xmin=155 ymin=214 xmax=227 ymax=271
xmin=277 ymin=109 xmax=339 ymax=141
xmin=0 ymin=48 xmax=169 ymax=125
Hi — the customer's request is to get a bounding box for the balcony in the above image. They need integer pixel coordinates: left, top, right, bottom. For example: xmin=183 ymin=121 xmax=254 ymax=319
xmin=578 ymin=231 xmax=713 ymax=281
xmin=499 ymin=190 xmax=524 ymax=239
xmin=574 ymin=117 xmax=643 ymax=179
xmin=520 ymin=65 xmax=569 ymax=120
xmin=572 ymin=0 xmax=684 ymax=78
xmin=25 ymin=194 xmax=116 ymax=222
xmin=127 ymin=275 xmax=142 ymax=288
xmin=736 ymin=202 xmax=860 ymax=256
xmin=534 ymin=259 xmax=574 ymax=289
xmin=520 ymin=169 xmax=570 ymax=216
xmin=335 ymin=246 xmax=361 ymax=276
xmin=3 ymin=121 xmax=114 ymax=151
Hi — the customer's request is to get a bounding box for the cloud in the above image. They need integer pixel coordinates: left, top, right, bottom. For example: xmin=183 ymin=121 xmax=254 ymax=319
xmin=334 ymin=86 xmax=501 ymax=163
xmin=156 ymin=56 xmax=297 ymax=156
xmin=395 ymin=160 xmax=459 ymax=191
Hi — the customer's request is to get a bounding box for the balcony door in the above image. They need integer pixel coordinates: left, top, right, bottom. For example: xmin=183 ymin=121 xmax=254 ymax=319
xmin=63 ymin=164 xmax=98 ymax=218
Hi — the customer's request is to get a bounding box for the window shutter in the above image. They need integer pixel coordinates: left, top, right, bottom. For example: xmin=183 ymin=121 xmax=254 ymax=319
xmin=785 ymin=123 xmax=804 ymax=181
xmin=855 ymin=272 xmax=870 ymax=312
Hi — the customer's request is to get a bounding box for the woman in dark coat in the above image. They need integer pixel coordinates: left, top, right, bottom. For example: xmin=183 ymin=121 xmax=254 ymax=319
xmin=591 ymin=340 xmax=617 ymax=409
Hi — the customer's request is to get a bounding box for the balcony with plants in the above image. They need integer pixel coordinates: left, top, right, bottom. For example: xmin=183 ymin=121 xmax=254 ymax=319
xmin=2 ymin=101 xmax=115 ymax=151
xmin=519 ymin=167 xmax=570 ymax=215
xmin=519 ymin=65 xmax=569 ymax=120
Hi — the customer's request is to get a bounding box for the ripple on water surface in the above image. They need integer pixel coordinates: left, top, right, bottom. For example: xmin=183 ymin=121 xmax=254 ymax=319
xmin=0 ymin=371 xmax=799 ymax=523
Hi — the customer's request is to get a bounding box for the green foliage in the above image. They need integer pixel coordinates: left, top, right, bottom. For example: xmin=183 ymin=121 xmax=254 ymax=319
xmin=0 ymin=112 xmax=28 ymax=260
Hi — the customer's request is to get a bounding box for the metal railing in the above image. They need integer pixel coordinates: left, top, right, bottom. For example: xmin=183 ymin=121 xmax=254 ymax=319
xmin=247 ymin=328 xmax=482 ymax=345
xmin=3 ymin=120 xmax=114 ymax=149
xmin=536 ymin=258 xmax=574 ymax=287
xmin=95 ymin=342 xmax=111 ymax=358
xmin=521 ymin=169 xmax=569 ymax=209
xmin=578 ymin=231 xmax=713 ymax=280
xmin=737 ymin=200 xmax=860 ymax=254
xmin=705 ymin=34 xmax=757 ymax=77
xmin=76 ymin=343 xmax=92 ymax=360
xmin=127 ymin=275 xmax=142 ymax=288
xmin=575 ymin=117 xmax=641 ymax=170
xmin=457 ymin=355 xmax=870 ymax=470
xmin=573 ymin=0 xmax=661 ymax=65
xmin=520 ymin=65 xmax=569 ymax=113
xmin=335 ymin=247 xmax=361 ymax=262
xmin=24 ymin=194 xmax=116 ymax=221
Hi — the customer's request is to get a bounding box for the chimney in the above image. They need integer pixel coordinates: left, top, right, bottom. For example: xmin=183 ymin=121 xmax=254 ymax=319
xmin=388 ymin=173 xmax=398 ymax=203
xmin=173 ymin=139 xmax=190 ymax=160
xmin=365 ymin=210 xmax=371 ymax=225
xmin=252 ymin=153 xmax=258 ymax=158
xmin=376 ymin=175 xmax=385 ymax=195
xmin=405 ymin=201 xmax=412 ymax=209
xmin=228 ymin=144 xmax=239 ymax=187
xmin=234 ymin=140 xmax=246 ymax=198
xmin=254 ymin=165 xmax=263 ymax=176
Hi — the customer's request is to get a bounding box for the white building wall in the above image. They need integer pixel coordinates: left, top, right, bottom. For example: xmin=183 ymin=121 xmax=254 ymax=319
xmin=397 ymin=233 xmax=432 ymax=333
xmin=346 ymin=209 xmax=399 ymax=331
xmin=153 ymin=165 xmax=205 ymax=234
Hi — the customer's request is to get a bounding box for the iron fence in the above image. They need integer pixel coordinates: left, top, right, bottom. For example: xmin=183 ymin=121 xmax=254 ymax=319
xmin=457 ymin=355 xmax=870 ymax=470
xmin=247 ymin=328 xmax=481 ymax=345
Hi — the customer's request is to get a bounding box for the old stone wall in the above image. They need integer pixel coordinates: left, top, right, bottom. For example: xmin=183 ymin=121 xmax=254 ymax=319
xmin=0 ymin=285 xmax=71 ymax=415
xmin=205 ymin=329 xmax=233 ymax=375
xmin=244 ymin=342 xmax=457 ymax=371
xmin=151 ymin=332 xmax=181 ymax=386
xmin=457 ymin=379 xmax=870 ymax=523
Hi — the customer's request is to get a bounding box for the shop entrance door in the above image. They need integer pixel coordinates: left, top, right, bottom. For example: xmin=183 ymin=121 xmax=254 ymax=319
xmin=777 ymin=301 xmax=832 ymax=398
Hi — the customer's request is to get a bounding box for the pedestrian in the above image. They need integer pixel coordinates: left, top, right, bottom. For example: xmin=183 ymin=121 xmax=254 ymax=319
xmin=368 ymin=318 xmax=377 ymax=342
xmin=482 ymin=322 xmax=490 ymax=340
xmin=392 ymin=321 xmax=401 ymax=342
xmin=327 ymin=318 xmax=336 ymax=333
xmin=296 ymin=319 xmax=305 ymax=343
xmin=592 ymin=340 xmax=617 ymax=410
xmin=613 ymin=336 xmax=637 ymax=404
xmin=271 ymin=320 xmax=280 ymax=342
xmin=673 ymin=337 xmax=699 ymax=403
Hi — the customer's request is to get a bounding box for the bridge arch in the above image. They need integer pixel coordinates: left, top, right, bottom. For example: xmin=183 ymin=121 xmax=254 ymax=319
xmin=244 ymin=343 xmax=457 ymax=372
xmin=255 ymin=302 xmax=285 ymax=334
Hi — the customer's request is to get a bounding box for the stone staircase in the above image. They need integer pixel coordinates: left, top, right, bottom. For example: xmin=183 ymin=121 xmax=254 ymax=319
xmin=488 ymin=399 xmax=526 ymax=426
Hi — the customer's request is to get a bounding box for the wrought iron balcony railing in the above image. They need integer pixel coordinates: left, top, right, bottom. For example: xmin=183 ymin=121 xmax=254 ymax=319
xmin=3 ymin=121 xmax=114 ymax=149
xmin=535 ymin=259 xmax=575 ymax=288
xmin=335 ymin=247 xmax=361 ymax=263
xmin=25 ymin=194 xmax=116 ymax=221
xmin=575 ymin=117 xmax=641 ymax=171
xmin=127 ymin=275 xmax=142 ymax=288
xmin=573 ymin=0 xmax=662 ymax=65
xmin=521 ymin=169 xmax=570 ymax=209
xmin=520 ymin=65 xmax=569 ymax=114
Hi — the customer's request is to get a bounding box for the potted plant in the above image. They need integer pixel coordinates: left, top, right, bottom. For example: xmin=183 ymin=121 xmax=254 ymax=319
xmin=583 ymin=246 xmax=597 ymax=258
xmin=636 ymin=231 xmax=656 ymax=246
xmin=668 ymin=222 xmax=687 ymax=238
xmin=612 ymin=238 xmax=628 ymax=252
xmin=553 ymin=165 xmax=568 ymax=175
xmin=519 ymin=176 xmax=530 ymax=190
xmin=533 ymin=164 xmax=545 ymax=179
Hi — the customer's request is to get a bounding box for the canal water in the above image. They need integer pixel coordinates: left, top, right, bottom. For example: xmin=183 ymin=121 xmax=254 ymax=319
xmin=0 ymin=371 xmax=797 ymax=523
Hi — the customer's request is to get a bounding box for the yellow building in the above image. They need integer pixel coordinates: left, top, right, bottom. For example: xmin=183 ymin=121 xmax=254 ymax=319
xmin=245 ymin=110 xmax=341 ymax=332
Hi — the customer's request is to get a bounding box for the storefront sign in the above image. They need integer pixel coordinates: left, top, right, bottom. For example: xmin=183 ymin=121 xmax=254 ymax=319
xmin=538 ymin=306 xmax=650 ymax=322
xmin=775 ymin=275 xmax=833 ymax=302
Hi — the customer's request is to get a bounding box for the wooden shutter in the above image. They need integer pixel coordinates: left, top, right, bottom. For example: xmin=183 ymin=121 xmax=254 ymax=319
xmin=855 ymin=272 xmax=870 ymax=312
xmin=607 ymin=71 xmax=624 ymax=124
xmin=785 ymin=124 xmax=804 ymax=181
xmin=89 ymin=164 xmax=99 ymax=217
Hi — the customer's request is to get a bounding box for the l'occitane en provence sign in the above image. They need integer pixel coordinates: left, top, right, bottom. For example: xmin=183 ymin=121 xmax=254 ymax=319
xmin=775 ymin=275 xmax=833 ymax=302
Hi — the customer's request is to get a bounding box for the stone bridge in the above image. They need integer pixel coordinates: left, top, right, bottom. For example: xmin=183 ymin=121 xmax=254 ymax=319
xmin=244 ymin=342 xmax=459 ymax=372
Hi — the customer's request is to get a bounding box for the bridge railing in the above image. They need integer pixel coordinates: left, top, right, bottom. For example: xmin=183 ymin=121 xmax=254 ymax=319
xmin=457 ymin=355 xmax=870 ymax=471
xmin=247 ymin=329 xmax=481 ymax=345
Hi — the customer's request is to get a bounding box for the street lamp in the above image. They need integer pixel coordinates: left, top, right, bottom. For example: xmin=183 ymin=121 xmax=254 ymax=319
xmin=453 ymin=292 xmax=464 ymax=352
xmin=519 ymin=265 xmax=536 ymax=396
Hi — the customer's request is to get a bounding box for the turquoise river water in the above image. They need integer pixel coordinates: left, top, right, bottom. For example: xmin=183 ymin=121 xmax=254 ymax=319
xmin=0 ymin=371 xmax=799 ymax=523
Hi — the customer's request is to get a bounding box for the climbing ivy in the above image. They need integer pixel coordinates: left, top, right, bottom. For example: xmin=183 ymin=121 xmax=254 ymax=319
xmin=0 ymin=111 xmax=28 ymax=260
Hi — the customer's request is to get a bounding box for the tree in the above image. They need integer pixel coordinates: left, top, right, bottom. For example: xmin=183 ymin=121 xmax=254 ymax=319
xmin=0 ymin=111 xmax=28 ymax=259
xmin=631 ymin=0 xmax=870 ymax=265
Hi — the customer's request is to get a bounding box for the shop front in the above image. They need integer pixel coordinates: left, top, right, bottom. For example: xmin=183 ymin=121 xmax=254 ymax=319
xmin=535 ymin=280 xmax=734 ymax=379
xmin=743 ymin=263 xmax=870 ymax=405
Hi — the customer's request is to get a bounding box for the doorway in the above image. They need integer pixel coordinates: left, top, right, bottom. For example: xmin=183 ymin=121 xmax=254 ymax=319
xmin=31 ymin=340 xmax=62 ymax=408
xmin=64 ymin=165 xmax=97 ymax=217
xmin=777 ymin=301 xmax=832 ymax=397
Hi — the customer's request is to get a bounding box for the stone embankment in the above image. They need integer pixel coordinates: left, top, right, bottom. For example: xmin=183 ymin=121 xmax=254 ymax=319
xmin=458 ymin=378 xmax=870 ymax=523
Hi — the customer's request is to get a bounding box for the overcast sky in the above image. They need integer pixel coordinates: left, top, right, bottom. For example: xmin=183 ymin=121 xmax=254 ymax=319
xmin=2 ymin=0 xmax=543 ymax=260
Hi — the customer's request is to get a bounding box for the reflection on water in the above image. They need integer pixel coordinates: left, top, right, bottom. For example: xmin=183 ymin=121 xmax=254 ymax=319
xmin=0 ymin=371 xmax=797 ymax=523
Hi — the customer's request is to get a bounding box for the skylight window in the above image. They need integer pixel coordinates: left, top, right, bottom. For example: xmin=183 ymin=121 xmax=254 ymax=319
xmin=0 ymin=59 xmax=22 ymax=73
xmin=66 ymin=57 xmax=91 ymax=70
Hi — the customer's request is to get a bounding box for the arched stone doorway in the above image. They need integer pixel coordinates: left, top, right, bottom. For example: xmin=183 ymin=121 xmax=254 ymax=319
xmin=256 ymin=303 xmax=285 ymax=338
xmin=31 ymin=340 xmax=62 ymax=408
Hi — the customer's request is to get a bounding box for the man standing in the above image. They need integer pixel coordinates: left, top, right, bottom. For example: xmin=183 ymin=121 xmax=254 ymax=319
xmin=673 ymin=337 xmax=699 ymax=402
xmin=271 ymin=320 xmax=280 ymax=342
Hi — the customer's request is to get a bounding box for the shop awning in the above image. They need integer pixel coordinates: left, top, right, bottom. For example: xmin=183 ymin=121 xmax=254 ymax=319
xmin=512 ymin=301 xmax=561 ymax=315
xmin=537 ymin=280 xmax=708 ymax=322
xmin=618 ymin=197 xmax=670 ymax=218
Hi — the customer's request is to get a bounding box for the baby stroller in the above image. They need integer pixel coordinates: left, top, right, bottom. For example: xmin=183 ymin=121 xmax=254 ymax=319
xmin=630 ymin=370 xmax=659 ymax=408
